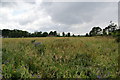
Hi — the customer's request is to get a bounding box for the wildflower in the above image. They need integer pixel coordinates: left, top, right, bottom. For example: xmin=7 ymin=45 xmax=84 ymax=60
xmin=97 ymin=75 xmax=101 ymax=78
xmin=32 ymin=74 xmax=34 ymax=77
xmin=17 ymin=69 xmax=20 ymax=71
xmin=0 ymin=74 xmax=2 ymax=79
xmin=37 ymin=75 xmax=41 ymax=78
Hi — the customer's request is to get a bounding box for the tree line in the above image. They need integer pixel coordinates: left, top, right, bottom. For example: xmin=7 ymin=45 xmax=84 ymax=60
xmin=1 ymin=29 xmax=57 ymax=38
xmin=87 ymin=21 xmax=120 ymax=37
xmin=1 ymin=21 xmax=120 ymax=38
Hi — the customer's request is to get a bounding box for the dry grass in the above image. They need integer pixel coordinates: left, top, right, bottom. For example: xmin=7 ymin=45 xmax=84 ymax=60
xmin=2 ymin=37 xmax=119 ymax=78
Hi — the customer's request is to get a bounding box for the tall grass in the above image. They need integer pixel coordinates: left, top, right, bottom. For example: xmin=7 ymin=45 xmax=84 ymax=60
xmin=2 ymin=37 xmax=118 ymax=78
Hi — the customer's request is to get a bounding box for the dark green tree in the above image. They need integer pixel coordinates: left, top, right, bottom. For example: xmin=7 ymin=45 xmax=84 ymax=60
xmin=103 ymin=21 xmax=117 ymax=36
xmin=62 ymin=32 xmax=65 ymax=37
xmin=72 ymin=34 xmax=75 ymax=37
xmin=49 ymin=31 xmax=54 ymax=36
xmin=89 ymin=27 xmax=102 ymax=36
xmin=42 ymin=32 xmax=48 ymax=37
xmin=37 ymin=31 xmax=42 ymax=37
xmin=2 ymin=29 xmax=29 ymax=38
xmin=103 ymin=28 xmax=107 ymax=35
xmin=53 ymin=31 xmax=57 ymax=36
xmin=85 ymin=33 xmax=89 ymax=37
xmin=107 ymin=21 xmax=117 ymax=35
xmin=2 ymin=29 xmax=10 ymax=37
xmin=67 ymin=32 xmax=70 ymax=37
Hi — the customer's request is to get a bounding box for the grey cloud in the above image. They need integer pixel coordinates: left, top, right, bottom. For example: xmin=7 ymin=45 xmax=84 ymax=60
xmin=1 ymin=1 xmax=35 ymax=8
xmin=119 ymin=2 xmax=120 ymax=28
xmin=1 ymin=2 xmax=17 ymax=8
xmin=41 ymin=2 xmax=114 ymax=25
xmin=0 ymin=1 xmax=118 ymax=35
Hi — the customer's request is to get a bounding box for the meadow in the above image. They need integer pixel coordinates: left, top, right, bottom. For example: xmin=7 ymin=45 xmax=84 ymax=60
xmin=2 ymin=37 xmax=119 ymax=78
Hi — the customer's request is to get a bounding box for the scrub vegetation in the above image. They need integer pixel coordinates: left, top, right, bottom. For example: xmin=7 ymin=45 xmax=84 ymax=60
xmin=2 ymin=37 xmax=119 ymax=78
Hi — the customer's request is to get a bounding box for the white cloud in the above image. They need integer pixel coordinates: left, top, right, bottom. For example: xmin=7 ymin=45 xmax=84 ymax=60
xmin=0 ymin=1 xmax=118 ymax=35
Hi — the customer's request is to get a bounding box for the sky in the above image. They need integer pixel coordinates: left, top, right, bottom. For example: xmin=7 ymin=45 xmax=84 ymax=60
xmin=0 ymin=0 xmax=119 ymax=35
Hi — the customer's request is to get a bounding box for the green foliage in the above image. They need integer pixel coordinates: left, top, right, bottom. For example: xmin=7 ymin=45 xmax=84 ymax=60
xmin=35 ymin=44 xmax=46 ymax=55
xmin=62 ymin=32 xmax=65 ymax=37
xmin=42 ymin=32 xmax=48 ymax=37
xmin=2 ymin=37 xmax=118 ymax=78
xmin=31 ymin=40 xmax=36 ymax=43
xmin=85 ymin=33 xmax=89 ymax=37
xmin=89 ymin=27 xmax=102 ymax=36
xmin=2 ymin=29 xmax=29 ymax=38
xmin=67 ymin=32 xmax=70 ymax=37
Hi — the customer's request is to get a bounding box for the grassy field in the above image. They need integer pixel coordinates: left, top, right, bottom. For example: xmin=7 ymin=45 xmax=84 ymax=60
xmin=2 ymin=37 xmax=119 ymax=78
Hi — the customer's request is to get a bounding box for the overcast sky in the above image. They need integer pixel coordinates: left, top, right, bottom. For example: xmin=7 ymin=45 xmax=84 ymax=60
xmin=0 ymin=0 xmax=118 ymax=35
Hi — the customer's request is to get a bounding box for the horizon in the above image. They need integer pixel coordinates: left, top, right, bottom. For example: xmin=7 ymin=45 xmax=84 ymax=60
xmin=0 ymin=1 xmax=118 ymax=35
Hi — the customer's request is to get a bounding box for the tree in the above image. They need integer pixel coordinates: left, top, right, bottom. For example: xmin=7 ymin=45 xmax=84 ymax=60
xmin=85 ymin=33 xmax=89 ymax=37
xmin=2 ymin=29 xmax=30 ymax=38
xmin=2 ymin=29 xmax=10 ymax=37
xmin=103 ymin=29 xmax=107 ymax=35
xmin=67 ymin=32 xmax=70 ymax=37
xmin=107 ymin=21 xmax=117 ymax=35
xmin=103 ymin=21 xmax=117 ymax=36
xmin=53 ymin=31 xmax=57 ymax=36
xmin=37 ymin=31 xmax=42 ymax=37
xmin=89 ymin=27 xmax=102 ymax=36
xmin=42 ymin=32 xmax=48 ymax=37
xmin=72 ymin=34 xmax=75 ymax=37
xmin=49 ymin=31 xmax=54 ymax=36
xmin=62 ymin=32 xmax=65 ymax=37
